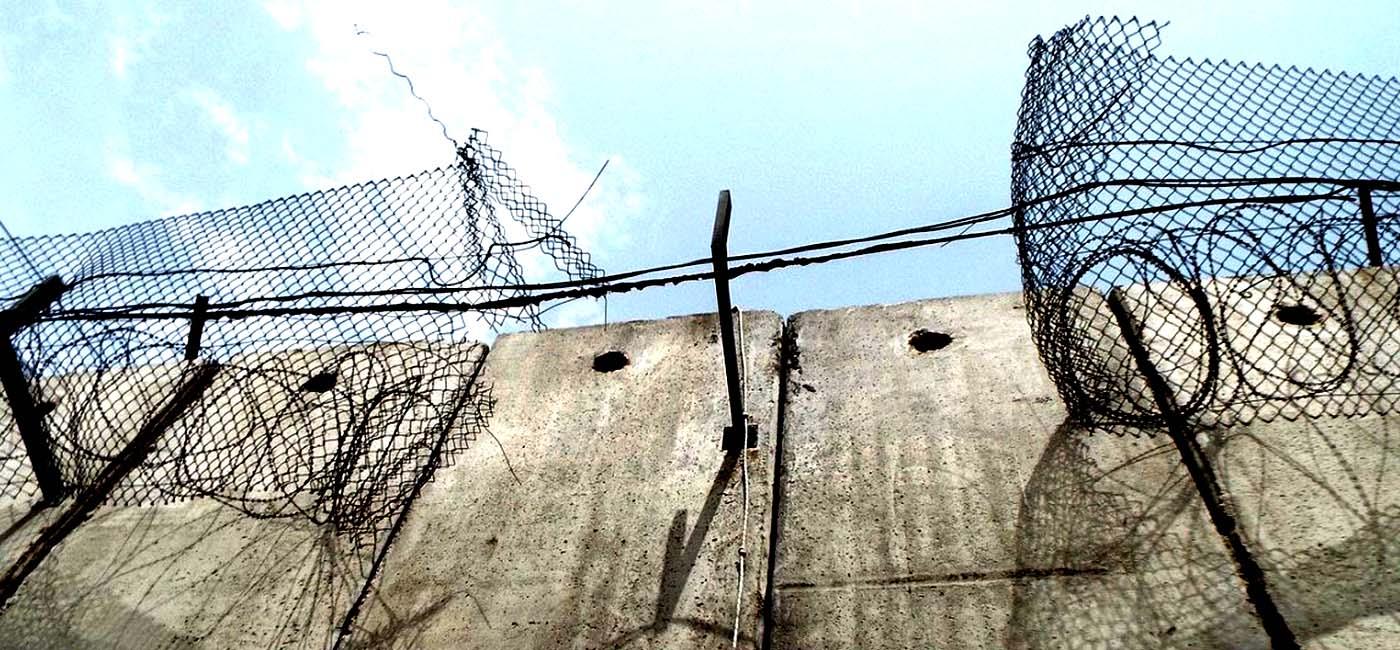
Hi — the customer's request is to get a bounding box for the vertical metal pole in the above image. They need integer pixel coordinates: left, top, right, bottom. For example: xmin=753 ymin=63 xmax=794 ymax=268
xmin=711 ymin=191 xmax=748 ymax=449
xmin=0 ymin=276 xmax=68 ymax=504
xmin=1106 ymin=291 xmax=1299 ymax=649
xmin=0 ymin=341 xmax=63 ymax=504
xmin=184 ymin=295 xmax=210 ymax=361
xmin=1360 ymin=186 xmax=1384 ymax=268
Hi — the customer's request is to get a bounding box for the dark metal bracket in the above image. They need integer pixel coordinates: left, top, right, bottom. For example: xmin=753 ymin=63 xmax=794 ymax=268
xmin=0 ymin=276 xmax=67 ymax=335
xmin=711 ymin=190 xmax=758 ymax=452
xmin=723 ymin=421 xmax=759 ymax=452
xmin=184 ymin=294 xmax=210 ymax=361
xmin=1360 ymin=185 xmax=1385 ymax=268
xmin=0 ymin=276 xmax=69 ymax=504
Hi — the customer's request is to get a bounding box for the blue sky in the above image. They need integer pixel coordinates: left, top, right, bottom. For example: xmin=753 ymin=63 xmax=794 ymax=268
xmin=2 ymin=1 xmax=1398 ymax=329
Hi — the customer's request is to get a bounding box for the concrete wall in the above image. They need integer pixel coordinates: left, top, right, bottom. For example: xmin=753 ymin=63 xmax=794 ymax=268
xmin=0 ymin=345 xmax=493 ymax=649
xmin=356 ymin=311 xmax=782 ymax=648
xmin=0 ymin=291 xmax=1396 ymax=648
xmin=767 ymin=293 xmax=1266 ymax=649
xmin=770 ymin=294 xmax=1066 ymax=648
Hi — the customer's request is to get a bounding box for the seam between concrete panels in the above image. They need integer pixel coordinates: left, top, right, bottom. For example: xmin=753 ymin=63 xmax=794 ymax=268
xmin=334 ymin=341 xmax=492 ymax=648
xmin=760 ymin=315 xmax=797 ymax=650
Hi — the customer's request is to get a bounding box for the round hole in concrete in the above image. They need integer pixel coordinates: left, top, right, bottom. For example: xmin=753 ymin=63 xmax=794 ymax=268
xmin=300 ymin=370 xmax=338 ymax=393
xmin=909 ymin=329 xmax=953 ymax=353
xmin=1273 ymin=303 xmax=1323 ymax=327
xmin=592 ymin=350 xmax=629 ymax=373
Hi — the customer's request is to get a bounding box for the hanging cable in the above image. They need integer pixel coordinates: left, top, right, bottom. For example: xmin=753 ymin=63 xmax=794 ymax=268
xmin=39 ymin=186 xmax=1353 ymax=323
xmin=731 ymin=305 xmax=751 ymax=648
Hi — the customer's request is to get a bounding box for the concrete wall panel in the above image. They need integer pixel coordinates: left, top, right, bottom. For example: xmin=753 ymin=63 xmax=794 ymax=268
xmin=358 ymin=311 xmax=782 ymax=648
xmin=771 ymin=294 xmax=1067 ymax=647
xmin=770 ymin=294 xmax=1271 ymax=648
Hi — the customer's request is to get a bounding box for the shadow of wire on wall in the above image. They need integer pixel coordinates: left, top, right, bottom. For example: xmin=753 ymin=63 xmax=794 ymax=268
xmin=0 ymin=506 xmax=464 ymax=650
xmin=0 ymin=128 xmax=600 ymax=647
xmin=1011 ymin=417 xmax=1400 ymax=648
xmin=1009 ymin=14 xmax=1400 ymax=650
xmin=0 ymin=342 xmax=492 ymax=649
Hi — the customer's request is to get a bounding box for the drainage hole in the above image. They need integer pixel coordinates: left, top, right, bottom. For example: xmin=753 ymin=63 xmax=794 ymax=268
xmin=300 ymin=370 xmax=338 ymax=393
xmin=592 ymin=351 xmax=629 ymax=373
xmin=909 ymin=329 xmax=953 ymax=353
xmin=1273 ymin=303 xmax=1323 ymax=327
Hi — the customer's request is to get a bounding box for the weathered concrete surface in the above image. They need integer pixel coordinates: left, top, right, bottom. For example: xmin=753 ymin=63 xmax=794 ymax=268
xmin=770 ymin=294 xmax=1272 ymax=648
xmin=1008 ymin=425 xmax=1271 ymax=649
xmin=1120 ymin=267 xmax=1400 ymax=425
xmin=358 ymin=311 xmax=781 ymax=648
xmin=0 ymin=500 xmax=363 ymax=649
xmin=0 ymin=344 xmax=491 ymax=649
xmin=0 ymin=341 xmax=482 ymax=508
xmin=1 ymin=283 xmax=1397 ymax=648
xmin=1113 ymin=266 xmax=1400 ymax=645
xmin=1213 ymin=413 xmax=1400 ymax=647
xmin=770 ymin=294 xmax=1068 ymax=647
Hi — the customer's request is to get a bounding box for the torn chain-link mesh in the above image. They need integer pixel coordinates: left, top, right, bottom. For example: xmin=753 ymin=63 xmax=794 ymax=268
xmin=0 ymin=130 xmax=600 ymax=548
xmin=1012 ymin=16 xmax=1400 ymax=433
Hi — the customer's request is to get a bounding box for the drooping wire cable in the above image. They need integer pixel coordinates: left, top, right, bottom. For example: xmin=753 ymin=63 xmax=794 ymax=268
xmin=731 ymin=305 xmax=752 ymax=648
xmin=39 ymin=173 xmax=1393 ymax=317
xmin=37 ymin=184 xmax=1358 ymax=322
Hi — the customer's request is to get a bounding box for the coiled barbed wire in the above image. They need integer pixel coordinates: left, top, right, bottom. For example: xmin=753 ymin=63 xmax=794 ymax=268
xmin=0 ymin=131 xmax=598 ymax=545
xmin=1012 ymin=16 xmax=1400 ymax=433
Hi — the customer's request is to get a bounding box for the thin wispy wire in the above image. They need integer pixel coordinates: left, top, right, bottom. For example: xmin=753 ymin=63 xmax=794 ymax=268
xmin=356 ymin=26 xmax=460 ymax=150
xmin=0 ymin=217 xmax=42 ymax=282
xmin=559 ymin=159 xmax=609 ymax=228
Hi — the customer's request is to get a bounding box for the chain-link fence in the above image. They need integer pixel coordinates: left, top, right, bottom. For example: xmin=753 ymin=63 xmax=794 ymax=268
xmin=1012 ymin=16 xmax=1400 ymax=433
xmin=0 ymin=130 xmax=601 ymax=644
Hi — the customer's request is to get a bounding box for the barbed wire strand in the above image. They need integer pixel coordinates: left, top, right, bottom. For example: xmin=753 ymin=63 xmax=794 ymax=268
xmin=37 ymin=187 xmax=1355 ymax=323
xmin=41 ymin=173 xmax=1392 ymax=317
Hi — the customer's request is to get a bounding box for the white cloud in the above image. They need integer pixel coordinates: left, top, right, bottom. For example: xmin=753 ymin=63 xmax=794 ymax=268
xmin=264 ymin=0 xmax=645 ymax=283
xmin=280 ymin=132 xmax=332 ymax=187
xmin=107 ymin=155 xmax=140 ymax=185
xmin=106 ymin=150 xmax=201 ymax=217
xmin=189 ymin=87 xmax=252 ymax=165
xmin=110 ymin=36 xmax=130 ymax=79
xmin=547 ymin=297 xmax=609 ymax=330
xmin=0 ymin=35 xmax=11 ymax=88
xmin=108 ymin=6 xmax=167 ymax=81
xmin=262 ymin=0 xmax=304 ymax=30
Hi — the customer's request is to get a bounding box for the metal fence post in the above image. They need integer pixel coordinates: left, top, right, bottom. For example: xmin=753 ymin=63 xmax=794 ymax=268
xmin=711 ymin=191 xmax=756 ymax=451
xmin=1106 ymin=290 xmax=1299 ymax=650
xmin=1360 ymin=185 xmax=1385 ymax=268
xmin=0 ymin=360 xmax=221 ymax=611
xmin=184 ymin=294 xmax=210 ymax=361
xmin=0 ymin=276 xmax=69 ymax=504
